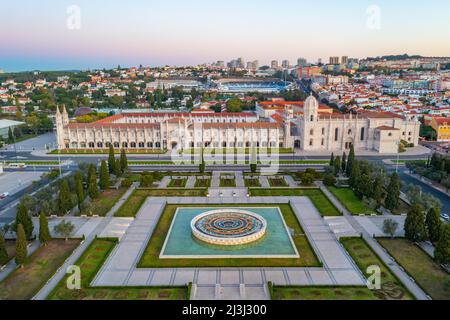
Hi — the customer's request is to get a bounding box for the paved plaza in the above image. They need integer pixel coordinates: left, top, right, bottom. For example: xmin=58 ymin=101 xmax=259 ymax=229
xmin=91 ymin=195 xmax=365 ymax=300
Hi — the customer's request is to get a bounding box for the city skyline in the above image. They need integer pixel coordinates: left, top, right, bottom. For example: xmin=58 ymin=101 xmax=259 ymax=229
xmin=1 ymin=0 xmax=450 ymax=72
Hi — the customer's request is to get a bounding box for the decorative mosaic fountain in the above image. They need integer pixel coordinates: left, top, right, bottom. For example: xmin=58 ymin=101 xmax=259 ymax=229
xmin=191 ymin=209 xmax=267 ymax=246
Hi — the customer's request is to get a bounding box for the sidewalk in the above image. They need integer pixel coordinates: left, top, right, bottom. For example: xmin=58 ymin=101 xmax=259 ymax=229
xmin=32 ymin=182 xmax=138 ymax=300
xmin=318 ymin=182 xmax=430 ymax=300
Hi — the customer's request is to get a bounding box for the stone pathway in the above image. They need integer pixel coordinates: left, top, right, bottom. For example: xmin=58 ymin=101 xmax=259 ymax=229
xmin=186 ymin=176 xmax=196 ymax=188
xmin=259 ymin=176 xmax=270 ymax=188
xmin=158 ymin=176 xmax=171 ymax=188
xmin=91 ymin=196 xmax=365 ymax=300
xmin=284 ymin=175 xmax=298 ymax=187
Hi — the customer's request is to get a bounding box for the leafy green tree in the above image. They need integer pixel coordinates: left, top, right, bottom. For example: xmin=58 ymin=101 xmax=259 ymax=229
xmin=99 ymin=160 xmax=110 ymax=190
xmin=120 ymin=149 xmax=128 ymax=172
xmin=108 ymin=144 xmax=116 ymax=174
xmin=0 ymin=233 xmax=9 ymax=266
xmin=74 ymin=171 xmax=84 ymax=211
xmin=14 ymin=203 xmax=34 ymax=240
xmin=300 ymin=173 xmax=314 ymax=186
xmin=57 ymin=179 xmax=72 ymax=215
xmin=346 ymin=144 xmax=355 ymax=176
xmin=383 ymin=218 xmax=399 ymax=238
xmin=385 ymin=172 xmax=401 ymax=210
xmin=88 ymin=164 xmax=99 ymax=199
xmin=425 ymin=207 xmax=442 ymax=243
xmin=38 ymin=211 xmax=51 ymax=245
xmin=434 ymin=224 xmax=450 ymax=264
xmin=226 ymin=97 xmax=243 ymax=112
xmin=53 ymin=220 xmax=75 ymax=240
xmin=323 ymin=173 xmax=336 ymax=186
xmin=15 ymin=224 xmax=27 ymax=267
xmin=341 ymin=152 xmax=347 ymax=173
xmin=140 ymin=172 xmax=154 ymax=187
xmin=404 ymin=204 xmax=427 ymax=242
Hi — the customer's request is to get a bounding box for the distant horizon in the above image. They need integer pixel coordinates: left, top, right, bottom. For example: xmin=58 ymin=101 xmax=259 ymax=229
xmin=1 ymin=0 xmax=450 ymax=72
xmin=2 ymin=52 xmax=449 ymax=74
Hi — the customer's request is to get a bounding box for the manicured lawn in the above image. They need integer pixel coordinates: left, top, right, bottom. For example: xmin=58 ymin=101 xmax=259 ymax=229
xmin=328 ymin=186 xmax=377 ymax=215
xmin=167 ymin=178 xmax=187 ymax=188
xmin=47 ymin=239 xmax=187 ymax=300
xmin=272 ymin=286 xmax=379 ymax=300
xmin=115 ymin=188 xmax=208 ymax=217
xmin=249 ymin=188 xmax=341 ymax=216
xmin=378 ymin=238 xmax=450 ymax=300
xmin=138 ymin=204 xmax=320 ymax=268
xmin=194 ymin=178 xmax=211 ymax=188
xmin=220 ymin=178 xmax=236 ymax=187
xmin=268 ymin=177 xmax=288 ymax=187
xmin=80 ymin=187 xmax=127 ymax=216
xmin=341 ymin=237 xmax=413 ymax=300
xmin=0 ymin=240 xmax=81 ymax=300
xmin=244 ymin=178 xmax=261 ymax=187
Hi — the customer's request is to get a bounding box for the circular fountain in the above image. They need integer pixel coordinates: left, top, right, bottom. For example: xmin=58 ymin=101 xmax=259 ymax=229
xmin=191 ymin=209 xmax=267 ymax=246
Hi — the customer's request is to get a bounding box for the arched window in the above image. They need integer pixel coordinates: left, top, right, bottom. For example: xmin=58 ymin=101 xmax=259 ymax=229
xmin=334 ymin=128 xmax=339 ymax=141
xmin=138 ymin=142 xmax=145 ymax=148
xmin=155 ymin=142 xmax=161 ymax=148
xmin=309 ymin=139 xmax=313 ymax=146
xmin=310 ymin=115 xmax=314 ymax=121
xmin=130 ymin=142 xmax=136 ymax=148
xmin=122 ymin=142 xmax=128 ymax=148
xmin=360 ymin=127 xmax=365 ymax=141
xmin=88 ymin=142 xmax=95 ymax=148
xmin=147 ymin=142 xmax=153 ymax=148
xmin=113 ymin=142 xmax=119 ymax=148
xmin=97 ymin=142 xmax=103 ymax=148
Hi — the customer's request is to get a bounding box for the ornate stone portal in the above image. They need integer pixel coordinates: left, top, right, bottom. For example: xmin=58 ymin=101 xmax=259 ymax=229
xmin=191 ymin=209 xmax=267 ymax=246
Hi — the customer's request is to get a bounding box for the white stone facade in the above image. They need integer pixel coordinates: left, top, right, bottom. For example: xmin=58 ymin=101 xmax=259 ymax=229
xmin=55 ymin=95 xmax=420 ymax=154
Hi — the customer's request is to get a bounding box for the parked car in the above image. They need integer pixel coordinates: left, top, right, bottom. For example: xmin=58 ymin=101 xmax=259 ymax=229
xmin=0 ymin=192 xmax=10 ymax=199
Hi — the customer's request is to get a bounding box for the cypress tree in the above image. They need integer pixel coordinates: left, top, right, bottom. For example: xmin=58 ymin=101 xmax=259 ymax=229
xmin=108 ymin=144 xmax=116 ymax=174
xmin=7 ymin=127 xmax=14 ymax=144
xmin=0 ymin=233 xmax=9 ymax=266
xmin=74 ymin=171 xmax=84 ymax=211
xmin=15 ymin=224 xmax=27 ymax=267
xmin=346 ymin=144 xmax=355 ymax=176
xmin=334 ymin=156 xmax=341 ymax=176
xmin=114 ymin=158 xmax=122 ymax=176
xmin=14 ymin=203 xmax=34 ymax=240
xmin=329 ymin=152 xmax=335 ymax=166
xmin=372 ymin=175 xmax=385 ymax=206
xmin=120 ymin=149 xmax=128 ymax=172
xmin=99 ymin=160 xmax=110 ymax=190
xmin=404 ymin=204 xmax=427 ymax=242
xmin=385 ymin=172 xmax=401 ymax=210
xmin=348 ymin=160 xmax=360 ymax=188
xmin=341 ymin=152 xmax=347 ymax=173
xmin=434 ymin=224 xmax=450 ymax=264
xmin=88 ymin=164 xmax=99 ymax=198
xmin=425 ymin=207 xmax=442 ymax=243
xmin=58 ymin=179 xmax=72 ymax=215
xmin=38 ymin=211 xmax=51 ymax=245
